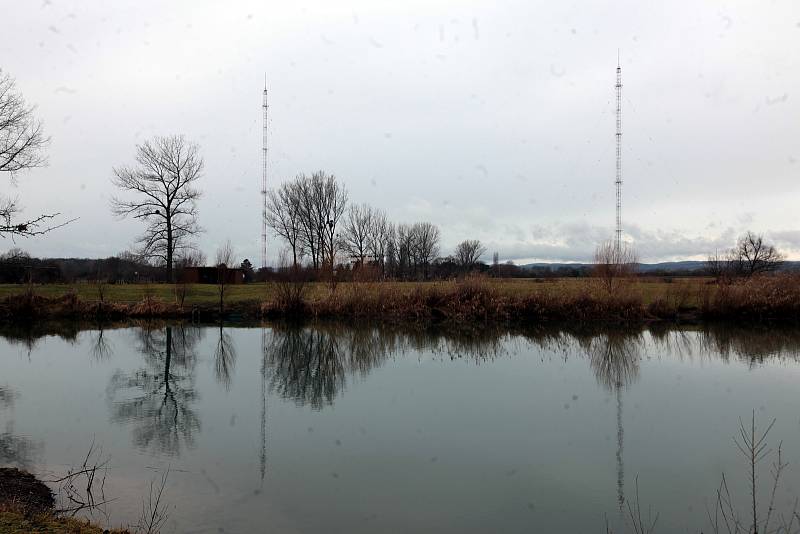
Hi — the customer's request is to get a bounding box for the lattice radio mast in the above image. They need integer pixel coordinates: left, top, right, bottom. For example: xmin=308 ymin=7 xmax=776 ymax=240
xmin=615 ymin=54 xmax=623 ymax=254
xmin=261 ymin=77 xmax=268 ymax=270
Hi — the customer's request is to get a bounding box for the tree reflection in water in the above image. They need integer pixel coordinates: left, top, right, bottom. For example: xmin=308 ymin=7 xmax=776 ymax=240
xmin=265 ymin=325 xmax=348 ymax=410
xmin=214 ymin=324 xmax=237 ymax=391
xmin=0 ymin=385 xmax=41 ymax=468
xmin=581 ymin=330 xmax=643 ymax=515
xmin=699 ymin=324 xmax=800 ymax=366
xmin=107 ymin=325 xmax=203 ymax=456
xmin=90 ymin=327 xmax=113 ymax=361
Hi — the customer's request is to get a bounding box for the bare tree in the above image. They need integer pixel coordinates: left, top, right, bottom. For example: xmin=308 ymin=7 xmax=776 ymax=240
xmin=730 ymin=232 xmax=783 ymax=278
xmin=395 ymin=223 xmax=415 ymax=279
xmin=291 ymin=175 xmax=321 ymax=268
xmin=411 ymin=222 xmax=440 ymax=279
xmin=292 ymin=171 xmax=348 ymax=270
xmin=215 ymin=239 xmax=237 ymax=314
xmin=593 ymin=240 xmax=638 ymax=293
xmin=111 ymin=135 xmax=203 ymax=282
xmin=215 ymin=239 xmax=236 ymax=268
xmin=341 ymin=203 xmax=373 ymax=265
xmin=314 ymin=171 xmax=348 ymax=269
xmin=265 ymin=182 xmax=303 ymax=268
xmin=384 ymin=229 xmax=398 ymax=278
xmin=454 ymin=239 xmax=487 ymax=272
xmin=366 ymin=210 xmax=392 ymax=274
xmin=1 ymin=69 xmax=71 ymax=238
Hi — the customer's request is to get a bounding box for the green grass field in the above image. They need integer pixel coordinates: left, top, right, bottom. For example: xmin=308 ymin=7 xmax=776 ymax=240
xmin=0 ymin=277 xmax=713 ymax=307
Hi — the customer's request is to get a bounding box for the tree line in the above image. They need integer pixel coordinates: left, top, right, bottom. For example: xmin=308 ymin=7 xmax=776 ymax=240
xmin=266 ymin=172 xmax=495 ymax=280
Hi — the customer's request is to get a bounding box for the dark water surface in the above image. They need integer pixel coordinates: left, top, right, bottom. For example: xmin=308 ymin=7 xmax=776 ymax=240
xmin=2 ymin=322 xmax=800 ymax=533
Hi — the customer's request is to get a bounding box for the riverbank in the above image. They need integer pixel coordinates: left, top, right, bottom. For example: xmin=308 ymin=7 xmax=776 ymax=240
xmin=0 ymin=468 xmax=129 ymax=533
xmin=1 ymin=275 xmax=798 ymax=324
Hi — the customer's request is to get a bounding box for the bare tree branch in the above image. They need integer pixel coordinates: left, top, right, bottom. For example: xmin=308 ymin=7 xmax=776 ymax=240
xmin=0 ymin=69 xmax=74 ymax=238
xmin=0 ymin=70 xmax=48 ymax=176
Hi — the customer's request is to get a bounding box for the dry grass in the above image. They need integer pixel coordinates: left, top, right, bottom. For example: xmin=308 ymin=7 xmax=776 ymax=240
xmin=270 ymin=275 xmax=649 ymax=324
xmin=0 ymin=504 xmax=130 ymax=534
xmin=0 ymin=277 xmax=709 ymax=306
xmin=2 ymin=275 xmax=799 ymax=324
xmin=703 ymin=274 xmax=800 ymax=320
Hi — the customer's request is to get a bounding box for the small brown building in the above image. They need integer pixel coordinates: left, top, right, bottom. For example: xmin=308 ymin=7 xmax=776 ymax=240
xmin=178 ymin=267 xmax=246 ymax=284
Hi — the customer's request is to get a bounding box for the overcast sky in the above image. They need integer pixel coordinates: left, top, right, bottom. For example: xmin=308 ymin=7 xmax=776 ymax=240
xmin=2 ymin=0 xmax=799 ymax=264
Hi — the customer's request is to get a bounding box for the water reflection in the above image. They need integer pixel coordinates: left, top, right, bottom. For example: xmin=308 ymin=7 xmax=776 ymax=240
xmin=4 ymin=320 xmax=800 ymax=531
xmin=0 ymin=423 xmax=40 ymax=467
xmin=4 ymin=320 xmax=800 ymax=467
xmin=583 ymin=332 xmax=642 ymax=391
xmin=90 ymin=328 xmax=113 ymax=361
xmin=214 ymin=324 xmax=237 ymax=391
xmin=107 ymin=325 xmax=203 ymax=456
xmin=582 ymin=331 xmax=642 ymax=513
xmin=265 ymin=325 xmax=348 ymax=410
xmin=699 ymin=324 xmax=800 ymax=365
xmin=0 ymin=321 xmax=80 ymax=357
xmin=263 ymin=323 xmax=521 ymax=411
xmin=0 ymin=385 xmax=40 ymax=468
xmin=0 ymin=385 xmax=15 ymax=409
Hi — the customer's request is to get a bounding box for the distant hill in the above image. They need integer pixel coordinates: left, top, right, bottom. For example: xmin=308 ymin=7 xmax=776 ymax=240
xmin=519 ymin=260 xmax=800 ymax=273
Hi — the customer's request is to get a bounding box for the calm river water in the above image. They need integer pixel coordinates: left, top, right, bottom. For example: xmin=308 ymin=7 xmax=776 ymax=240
xmin=2 ymin=322 xmax=800 ymax=533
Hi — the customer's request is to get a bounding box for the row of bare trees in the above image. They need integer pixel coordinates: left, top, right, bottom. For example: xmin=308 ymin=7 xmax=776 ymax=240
xmin=267 ymin=174 xmax=447 ymax=279
xmin=266 ymin=171 xmax=347 ymax=270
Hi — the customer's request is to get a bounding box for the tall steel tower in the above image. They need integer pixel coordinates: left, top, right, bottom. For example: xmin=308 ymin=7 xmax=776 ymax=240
xmin=615 ymin=56 xmax=623 ymax=254
xmin=261 ymin=78 xmax=268 ymax=270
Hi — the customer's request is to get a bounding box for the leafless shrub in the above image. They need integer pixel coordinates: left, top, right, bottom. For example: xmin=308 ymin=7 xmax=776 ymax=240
xmin=627 ymin=476 xmax=659 ymax=534
xmin=267 ymin=252 xmax=309 ymax=316
xmin=215 ymin=239 xmax=237 ymax=315
xmin=705 ymin=273 xmax=800 ymax=320
xmin=706 ymin=412 xmax=800 ymax=534
xmin=603 ymin=476 xmax=658 ymax=534
xmin=593 ymin=240 xmax=638 ymax=293
xmin=173 ymin=282 xmax=190 ymax=308
xmin=137 ymin=467 xmax=171 ymax=534
xmin=92 ymin=278 xmax=108 ymax=303
xmin=707 ymin=249 xmax=730 ymax=283
xmin=47 ymin=438 xmax=112 ymax=517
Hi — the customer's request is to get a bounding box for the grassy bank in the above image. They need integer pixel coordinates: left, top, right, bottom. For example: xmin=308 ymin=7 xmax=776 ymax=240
xmin=0 ymin=277 xmax=707 ymax=306
xmin=0 ymin=275 xmax=798 ymax=324
xmin=0 ymin=505 xmax=128 ymax=533
xmin=0 ymin=468 xmax=129 ymax=534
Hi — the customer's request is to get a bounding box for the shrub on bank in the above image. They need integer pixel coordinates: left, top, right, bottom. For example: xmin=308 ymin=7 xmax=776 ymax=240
xmin=705 ymin=274 xmax=800 ymax=320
